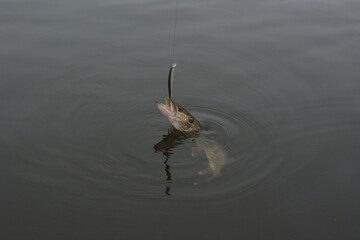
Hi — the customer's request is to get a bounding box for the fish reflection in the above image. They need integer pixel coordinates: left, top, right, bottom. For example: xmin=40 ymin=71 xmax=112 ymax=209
xmin=154 ymin=126 xmax=227 ymax=194
xmin=154 ymin=128 xmax=187 ymax=195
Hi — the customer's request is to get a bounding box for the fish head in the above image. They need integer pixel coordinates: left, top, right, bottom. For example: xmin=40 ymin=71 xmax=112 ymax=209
xmin=156 ymin=96 xmax=201 ymax=132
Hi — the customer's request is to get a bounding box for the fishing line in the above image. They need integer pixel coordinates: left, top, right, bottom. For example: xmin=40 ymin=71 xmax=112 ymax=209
xmin=168 ymin=0 xmax=178 ymax=99
xmin=171 ymin=0 xmax=178 ymax=63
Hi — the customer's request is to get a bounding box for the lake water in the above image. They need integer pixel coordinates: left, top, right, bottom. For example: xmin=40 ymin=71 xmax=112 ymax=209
xmin=1 ymin=0 xmax=360 ymax=239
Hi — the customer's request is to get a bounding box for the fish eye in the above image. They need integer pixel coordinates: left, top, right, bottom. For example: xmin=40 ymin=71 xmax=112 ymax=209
xmin=178 ymin=106 xmax=183 ymax=112
xmin=189 ymin=118 xmax=194 ymax=123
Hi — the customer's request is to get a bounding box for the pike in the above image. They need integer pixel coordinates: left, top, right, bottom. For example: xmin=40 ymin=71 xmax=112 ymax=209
xmin=156 ymin=64 xmax=227 ymax=179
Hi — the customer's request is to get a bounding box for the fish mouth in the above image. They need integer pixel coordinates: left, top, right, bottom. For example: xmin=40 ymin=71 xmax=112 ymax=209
xmin=156 ymin=96 xmax=174 ymax=110
xmin=156 ymin=96 xmax=176 ymax=118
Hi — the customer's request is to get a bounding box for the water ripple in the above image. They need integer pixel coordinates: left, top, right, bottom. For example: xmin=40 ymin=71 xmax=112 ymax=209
xmin=28 ymin=93 xmax=360 ymax=202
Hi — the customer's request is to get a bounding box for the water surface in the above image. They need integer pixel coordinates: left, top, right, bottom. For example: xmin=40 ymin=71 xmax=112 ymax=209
xmin=1 ymin=0 xmax=360 ymax=239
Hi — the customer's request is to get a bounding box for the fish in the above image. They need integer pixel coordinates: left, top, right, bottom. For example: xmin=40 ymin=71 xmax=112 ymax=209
xmin=156 ymin=65 xmax=227 ymax=179
xmin=168 ymin=63 xmax=177 ymax=99
xmin=156 ymin=96 xmax=201 ymax=133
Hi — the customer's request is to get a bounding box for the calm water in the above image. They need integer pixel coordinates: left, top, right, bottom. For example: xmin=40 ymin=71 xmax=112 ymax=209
xmin=1 ymin=0 xmax=360 ymax=239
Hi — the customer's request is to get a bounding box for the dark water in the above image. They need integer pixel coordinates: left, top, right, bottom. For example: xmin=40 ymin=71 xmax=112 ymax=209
xmin=1 ymin=0 xmax=360 ymax=239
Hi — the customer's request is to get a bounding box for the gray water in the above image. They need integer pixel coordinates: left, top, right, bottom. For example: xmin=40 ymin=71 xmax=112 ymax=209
xmin=1 ymin=0 xmax=360 ymax=239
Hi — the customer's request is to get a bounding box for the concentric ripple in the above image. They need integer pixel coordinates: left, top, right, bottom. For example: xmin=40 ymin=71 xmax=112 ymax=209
xmin=42 ymin=91 xmax=360 ymax=201
xmin=29 ymin=92 xmax=287 ymax=201
xmin=15 ymin=82 xmax=360 ymax=204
